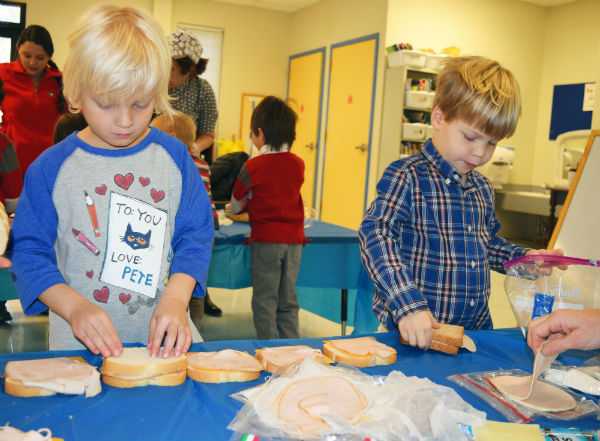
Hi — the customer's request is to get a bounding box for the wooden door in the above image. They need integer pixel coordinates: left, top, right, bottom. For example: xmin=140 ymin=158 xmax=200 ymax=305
xmin=321 ymin=34 xmax=378 ymax=229
xmin=287 ymin=48 xmax=325 ymax=209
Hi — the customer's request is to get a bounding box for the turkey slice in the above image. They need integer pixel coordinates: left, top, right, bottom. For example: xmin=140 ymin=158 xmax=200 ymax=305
xmin=276 ymin=376 xmax=368 ymax=434
xmin=490 ymin=375 xmax=576 ymax=412
xmin=187 ymin=349 xmax=262 ymax=371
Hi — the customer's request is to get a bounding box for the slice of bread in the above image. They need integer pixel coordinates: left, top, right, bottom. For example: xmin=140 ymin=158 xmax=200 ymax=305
xmin=255 ymin=345 xmax=328 ymax=373
xmin=100 ymin=347 xmax=187 ymax=388
xmin=186 ymin=349 xmax=263 ymax=383
xmin=101 ymin=370 xmax=187 ymax=388
xmin=399 ymin=323 xmax=465 ymax=355
xmin=431 ymin=323 xmax=464 ymax=347
xmin=322 ymin=337 xmax=397 ymax=368
xmin=4 ymin=357 xmax=101 ymax=398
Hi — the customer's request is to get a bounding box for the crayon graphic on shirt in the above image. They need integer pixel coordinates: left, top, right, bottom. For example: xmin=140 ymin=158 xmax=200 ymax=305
xmin=85 ymin=191 xmax=100 ymax=237
xmin=72 ymin=228 xmax=101 ymax=256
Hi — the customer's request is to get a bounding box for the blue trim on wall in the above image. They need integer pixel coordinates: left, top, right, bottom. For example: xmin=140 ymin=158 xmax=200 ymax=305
xmin=320 ymin=33 xmax=379 ymax=219
xmin=286 ymin=46 xmax=326 ymax=210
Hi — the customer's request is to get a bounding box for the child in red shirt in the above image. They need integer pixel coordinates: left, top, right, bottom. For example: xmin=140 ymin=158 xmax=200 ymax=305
xmin=231 ymin=96 xmax=305 ymax=339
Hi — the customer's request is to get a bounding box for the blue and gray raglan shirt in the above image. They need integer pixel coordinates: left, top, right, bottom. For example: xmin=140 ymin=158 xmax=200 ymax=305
xmin=11 ymin=127 xmax=215 ymax=350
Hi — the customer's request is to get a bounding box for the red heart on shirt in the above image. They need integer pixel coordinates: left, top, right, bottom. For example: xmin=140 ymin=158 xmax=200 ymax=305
xmin=95 ymin=185 xmax=107 ymax=195
xmin=139 ymin=177 xmax=150 ymax=187
xmin=151 ymin=188 xmax=165 ymax=202
xmin=114 ymin=173 xmax=134 ymax=190
xmin=93 ymin=286 xmax=109 ymax=303
xmin=119 ymin=293 xmax=131 ymax=304
xmin=86 ymin=270 xmax=94 ymax=279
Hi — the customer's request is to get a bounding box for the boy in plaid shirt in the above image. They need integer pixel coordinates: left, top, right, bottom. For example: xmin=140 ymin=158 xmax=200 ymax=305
xmin=359 ymin=56 xmax=560 ymax=350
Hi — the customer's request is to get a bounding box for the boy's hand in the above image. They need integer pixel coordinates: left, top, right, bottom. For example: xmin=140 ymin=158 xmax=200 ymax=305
xmin=397 ymin=310 xmax=440 ymax=349
xmin=525 ymin=248 xmax=565 ymax=275
xmin=0 ymin=257 xmax=11 ymax=268
xmin=69 ymin=301 xmax=123 ymax=357
xmin=40 ymin=283 xmax=122 ymax=357
xmin=525 ymin=248 xmax=563 ymax=258
xmin=147 ymin=273 xmax=195 ymax=358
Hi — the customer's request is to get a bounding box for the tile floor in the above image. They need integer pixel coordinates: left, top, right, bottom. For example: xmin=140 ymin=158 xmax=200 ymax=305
xmin=0 ymin=272 xmax=517 ymax=354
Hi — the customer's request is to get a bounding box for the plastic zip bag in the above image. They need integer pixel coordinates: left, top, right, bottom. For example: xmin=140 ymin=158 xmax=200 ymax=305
xmin=448 ymin=369 xmax=600 ymax=423
xmin=503 ymin=255 xmax=600 ymax=336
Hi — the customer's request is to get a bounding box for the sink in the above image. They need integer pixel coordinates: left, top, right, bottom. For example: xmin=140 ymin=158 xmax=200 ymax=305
xmin=495 ymin=184 xmax=550 ymax=216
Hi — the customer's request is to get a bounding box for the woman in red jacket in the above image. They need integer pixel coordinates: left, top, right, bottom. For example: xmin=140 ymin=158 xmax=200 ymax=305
xmin=0 ymin=25 xmax=66 ymax=176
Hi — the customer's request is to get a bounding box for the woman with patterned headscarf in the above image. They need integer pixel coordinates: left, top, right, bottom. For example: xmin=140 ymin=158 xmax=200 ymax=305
xmin=167 ymin=28 xmax=218 ymax=163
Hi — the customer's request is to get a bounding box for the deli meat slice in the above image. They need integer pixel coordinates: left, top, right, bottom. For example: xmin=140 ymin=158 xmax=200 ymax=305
xmin=256 ymin=345 xmax=327 ymax=373
xmin=275 ymin=376 xmax=368 ymax=434
xmin=328 ymin=337 xmax=394 ymax=357
xmin=5 ymin=357 xmax=101 ymax=397
xmin=323 ymin=336 xmax=397 ymax=367
xmin=187 ymin=349 xmax=263 ymax=371
xmin=490 ymin=375 xmax=576 ymax=412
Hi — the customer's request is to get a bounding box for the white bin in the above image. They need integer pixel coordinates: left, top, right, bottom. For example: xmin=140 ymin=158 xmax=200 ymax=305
xmin=402 ymin=123 xmax=432 ymax=141
xmin=426 ymin=54 xmax=448 ymax=71
xmin=388 ymin=50 xmax=427 ymax=68
xmin=404 ymin=91 xmax=435 ymax=109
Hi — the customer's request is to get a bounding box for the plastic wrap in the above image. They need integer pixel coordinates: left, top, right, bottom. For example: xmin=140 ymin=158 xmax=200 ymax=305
xmin=503 ymin=255 xmax=600 ymax=336
xmin=228 ymin=359 xmax=486 ymax=441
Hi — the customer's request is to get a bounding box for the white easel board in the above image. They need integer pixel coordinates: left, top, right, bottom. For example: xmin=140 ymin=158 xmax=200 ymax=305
xmin=549 ymin=130 xmax=600 ymax=260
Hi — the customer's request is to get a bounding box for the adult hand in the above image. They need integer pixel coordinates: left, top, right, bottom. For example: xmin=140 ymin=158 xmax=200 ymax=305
xmin=397 ymin=310 xmax=439 ymax=350
xmin=527 ymin=309 xmax=600 ymax=355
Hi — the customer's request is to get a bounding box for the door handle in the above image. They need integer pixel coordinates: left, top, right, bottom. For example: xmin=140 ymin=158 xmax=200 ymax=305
xmin=354 ymin=143 xmax=367 ymax=152
xmin=305 ymin=142 xmax=315 ymax=150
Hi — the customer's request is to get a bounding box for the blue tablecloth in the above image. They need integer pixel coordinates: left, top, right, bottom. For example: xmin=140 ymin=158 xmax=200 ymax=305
xmin=208 ymin=220 xmax=380 ymax=334
xmin=0 ymin=221 xmax=380 ymax=334
xmin=1 ymin=329 xmax=598 ymax=440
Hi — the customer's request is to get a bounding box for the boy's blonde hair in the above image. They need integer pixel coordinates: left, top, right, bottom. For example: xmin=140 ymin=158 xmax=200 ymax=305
xmin=151 ymin=111 xmax=196 ymax=150
xmin=63 ymin=4 xmax=173 ymax=116
xmin=433 ymin=56 xmax=521 ymax=140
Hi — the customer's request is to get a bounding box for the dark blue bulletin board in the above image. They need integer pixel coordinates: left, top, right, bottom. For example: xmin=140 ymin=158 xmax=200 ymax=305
xmin=549 ymin=82 xmax=594 ymax=140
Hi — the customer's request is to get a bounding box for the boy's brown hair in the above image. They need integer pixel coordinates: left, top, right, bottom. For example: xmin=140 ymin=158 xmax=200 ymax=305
xmin=151 ymin=111 xmax=196 ymax=151
xmin=433 ymin=56 xmax=521 ymax=140
xmin=251 ymin=96 xmax=297 ymax=151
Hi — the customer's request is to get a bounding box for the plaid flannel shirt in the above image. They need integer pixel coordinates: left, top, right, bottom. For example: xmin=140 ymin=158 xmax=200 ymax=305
xmin=359 ymin=140 xmax=527 ymax=330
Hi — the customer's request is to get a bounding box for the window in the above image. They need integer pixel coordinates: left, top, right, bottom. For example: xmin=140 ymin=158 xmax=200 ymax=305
xmin=178 ymin=23 xmax=223 ymax=105
xmin=0 ymin=1 xmax=25 ymax=62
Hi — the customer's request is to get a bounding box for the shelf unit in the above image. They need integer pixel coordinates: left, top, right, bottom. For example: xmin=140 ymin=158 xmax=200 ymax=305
xmin=377 ymin=65 xmax=438 ymax=179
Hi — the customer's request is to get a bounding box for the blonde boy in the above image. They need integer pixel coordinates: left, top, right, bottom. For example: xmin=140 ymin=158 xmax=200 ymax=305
xmin=11 ymin=5 xmax=214 ymax=358
xmin=151 ymin=111 xmax=196 ymax=152
xmin=359 ymin=56 xmax=560 ymax=349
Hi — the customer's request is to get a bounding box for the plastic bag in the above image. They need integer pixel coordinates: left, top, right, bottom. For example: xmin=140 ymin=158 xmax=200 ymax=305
xmin=228 ymin=358 xmax=485 ymax=441
xmin=503 ymin=255 xmax=600 ymax=336
xmin=448 ymin=369 xmax=600 ymax=423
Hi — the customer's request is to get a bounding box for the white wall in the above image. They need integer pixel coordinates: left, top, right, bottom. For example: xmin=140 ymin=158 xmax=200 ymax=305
xmin=532 ymin=0 xmax=600 ymax=185
xmin=386 ymin=0 xmax=546 ymax=186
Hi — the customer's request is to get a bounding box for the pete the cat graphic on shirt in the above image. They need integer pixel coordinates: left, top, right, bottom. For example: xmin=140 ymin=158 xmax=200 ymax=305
xmin=100 ymin=191 xmax=167 ymax=298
